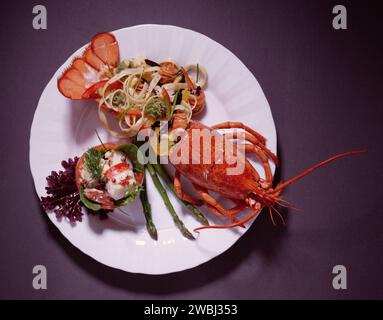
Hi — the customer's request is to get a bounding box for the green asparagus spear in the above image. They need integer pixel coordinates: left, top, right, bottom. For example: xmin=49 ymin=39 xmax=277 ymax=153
xmin=139 ymin=171 xmax=158 ymax=240
xmin=152 ymin=163 xmax=209 ymax=226
xmin=146 ymin=163 xmax=195 ymax=240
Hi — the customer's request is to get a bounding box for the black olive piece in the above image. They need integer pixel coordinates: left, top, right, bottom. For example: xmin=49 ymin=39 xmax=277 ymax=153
xmin=151 ymin=121 xmax=160 ymax=130
xmin=176 ymin=90 xmax=183 ymax=104
xmin=145 ymin=59 xmax=160 ymax=67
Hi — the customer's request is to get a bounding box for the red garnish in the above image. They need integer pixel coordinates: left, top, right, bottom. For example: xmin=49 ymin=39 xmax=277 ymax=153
xmin=40 ymin=157 xmax=83 ymax=222
xmin=104 ymin=162 xmax=130 ymax=180
xmin=180 ymin=67 xmax=196 ymax=90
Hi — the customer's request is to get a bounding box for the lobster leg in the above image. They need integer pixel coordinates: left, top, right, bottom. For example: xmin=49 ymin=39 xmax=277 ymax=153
xmin=191 ymin=183 xmax=246 ymax=226
xmin=174 ymin=170 xmax=203 ymax=206
xmin=212 ymin=121 xmax=266 ymax=145
xmin=240 ymin=143 xmax=273 ymax=187
xmin=194 ymin=206 xmax=262 ymax=232
xmin=224 ymin=131 xmax=279 ymax=167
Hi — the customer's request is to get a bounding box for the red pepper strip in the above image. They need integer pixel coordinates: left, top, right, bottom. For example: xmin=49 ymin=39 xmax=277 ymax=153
xmin=82 ymin=80 xmax=123 ymax=99
xmin=180 ymin=67 xmax=196 ymax=90
xmin=101 ymin=104 xmax=142 ymax=122
xmin=120 ymin=109 xmax=143 ymax=127
xmin=107 ymin=81 xmax=123 ymax=91
xmin=124 ymin=109 xmax=142 ymax=117
xmin=161 ymin=87 xmax=172 ymax=116
xmin=82 ymin=80 xmax=107 ymax=99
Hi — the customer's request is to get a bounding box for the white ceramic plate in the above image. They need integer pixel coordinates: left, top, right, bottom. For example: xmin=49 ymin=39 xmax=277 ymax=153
xmin=30 ymin=25 xmax=277 ymax=274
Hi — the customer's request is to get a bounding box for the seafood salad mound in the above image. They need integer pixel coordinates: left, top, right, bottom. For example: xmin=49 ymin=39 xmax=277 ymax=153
xmin=76 ymin=143 xmax=144 ymax=210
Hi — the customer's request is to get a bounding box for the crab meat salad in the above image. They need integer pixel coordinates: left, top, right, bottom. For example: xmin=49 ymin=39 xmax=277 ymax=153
xmin=76 ymin=143 xmax=144 ymax=210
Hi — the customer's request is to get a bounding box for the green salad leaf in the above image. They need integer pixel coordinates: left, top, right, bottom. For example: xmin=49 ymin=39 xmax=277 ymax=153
xmin=114 ymin=184 xmax=144 ymax=207
xmin=115 ymin=143 xmax=145 ymax=172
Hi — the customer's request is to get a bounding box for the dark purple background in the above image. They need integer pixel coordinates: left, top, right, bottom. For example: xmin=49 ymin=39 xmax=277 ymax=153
xmin=0 ymin=0 xmax=382 ymax=299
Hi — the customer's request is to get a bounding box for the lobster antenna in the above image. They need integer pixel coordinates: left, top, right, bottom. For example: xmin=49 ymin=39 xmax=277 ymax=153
xmin=274 ymin=150 xmax=367 ymax=192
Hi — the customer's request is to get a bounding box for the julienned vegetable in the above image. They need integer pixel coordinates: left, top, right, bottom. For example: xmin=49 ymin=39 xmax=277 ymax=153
xmin=75 ymin=143 xmax=144 ymax=210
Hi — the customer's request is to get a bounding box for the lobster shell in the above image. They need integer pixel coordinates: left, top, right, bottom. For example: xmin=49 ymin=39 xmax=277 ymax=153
xmin=169 ymin=121 xmax=260 ymax=200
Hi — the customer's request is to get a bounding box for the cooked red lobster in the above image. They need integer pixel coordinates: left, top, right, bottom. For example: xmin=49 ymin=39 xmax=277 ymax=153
xmin=165 ymin=119 xmax=365 ymax=231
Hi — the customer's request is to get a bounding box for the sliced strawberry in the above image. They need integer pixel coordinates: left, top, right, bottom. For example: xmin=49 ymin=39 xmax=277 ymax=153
xmin=91 ymin=32 xmax=119 ymax=67
xmin=83 ymin=45 xmax=106 ymax=71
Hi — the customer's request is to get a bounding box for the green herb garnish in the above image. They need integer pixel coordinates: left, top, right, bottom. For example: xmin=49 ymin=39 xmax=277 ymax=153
xmin=145 ymin=98 xmax=166 ymax=120
xmin=84 ymin=147 xmax=106 ymax=180
xmin=169 ymin=91 xmax=179 ymax=120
